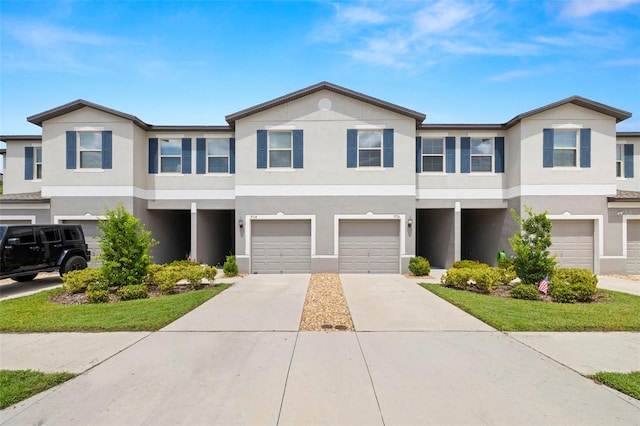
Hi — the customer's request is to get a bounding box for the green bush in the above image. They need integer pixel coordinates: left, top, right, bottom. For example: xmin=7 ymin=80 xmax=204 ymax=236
xmin=168 ymin=259 xmax=200 ymax=267
xmin=509 ymin=207 xmax=556 ymax=285
xmin=496 ymin=265 xmax=517 ymax=285
xmin=203 ymin=266 xmax=217 ymax=282
xmin=549 ymin=283 xmax=576 ymax=303
xmin=473 ymin=268 xmax=502 ymax=293
xmin=182 ymin=265 xmax=206 ymax=290
xmin=497 ymin=257 xmax=515 ymax=270
xmin=223 ymin=255 xmax=239 ymax=277
xmin=452 ymin=260 xmax=489 ymax=269
xmin=408 ymin=256 xmax=431 ymax=276
xmin=86 ymin=290 xmax=110 ymax=304
xmin=146 ymin=264 xmax=164 ymax=285
xmin=549 ymin=268 xmax=598 ymax=303
xmin=117 ymin=284 xmax=149 ymax=301
xmin=510 ymin=284 xmax=540 ymax=300
xmin=154 ymin=268 xmax=180 ymax=294
xmin=61 ymin=268 xmax=103 ymax=294
xmin=441 ymin=268 xmax=474 ymax=289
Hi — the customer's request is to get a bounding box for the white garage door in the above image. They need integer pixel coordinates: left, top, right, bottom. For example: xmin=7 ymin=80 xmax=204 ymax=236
xmin=61 ymin=220 xmax=101 ymax=267
xmin=550 ymin=220 xmax=594 ymax=270
xmin=339 ymin=220 xmax=400 ymax=273
xmin=627 ymin=221 xmax=640 ymax=275
xmin=251 ymin=220 xmax=311 ymax=274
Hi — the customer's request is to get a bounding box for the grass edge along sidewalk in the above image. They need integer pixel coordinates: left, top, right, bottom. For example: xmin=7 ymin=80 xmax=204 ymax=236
xmin=0 ymin=370 xmax=75 ymax=410
xmin=421 ymin=284 xmax=640 ymax=332
xmin=0 ymin=285 xmax=231 ymax=332
xmin=590 ymin=371 xmax=640 ymax=401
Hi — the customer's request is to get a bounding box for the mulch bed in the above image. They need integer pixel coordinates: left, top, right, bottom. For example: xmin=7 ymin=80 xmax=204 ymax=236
xmin=50 ymin=283 xmax=218 ymax=305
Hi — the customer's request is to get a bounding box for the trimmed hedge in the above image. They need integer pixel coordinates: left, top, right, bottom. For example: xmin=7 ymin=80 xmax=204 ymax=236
xmin=409 ymin=256 xmax=431 ymax=276
xmin=511 ymin=284 xmax=540 ymax=300
xmin=549 ymin=268 xmax=598 ymax=303
xmin=441 ymin=266 xmax=516 ymax=294
xmin=117 ymin=284 xmax=149 ymax=301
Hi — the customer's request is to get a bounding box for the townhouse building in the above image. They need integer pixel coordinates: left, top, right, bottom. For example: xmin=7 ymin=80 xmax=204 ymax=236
xmin=1 ymin=82 xmax=638 ymax=274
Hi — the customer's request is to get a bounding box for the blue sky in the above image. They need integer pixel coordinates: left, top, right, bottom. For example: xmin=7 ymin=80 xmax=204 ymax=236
xmin=1 ymin=0 xmax=639 ymax=171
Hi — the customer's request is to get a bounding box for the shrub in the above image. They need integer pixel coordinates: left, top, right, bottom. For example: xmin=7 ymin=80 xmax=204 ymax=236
xmin=86 ymin=288 xmax=110 ymax=304
xmin=473 ymin=268 xmax=502 ymax=293
xmin=182 ymin=265 xmax=206 ymax=290
xmin=98 ymin=203 xmax=157 ymax=287
xmin=549 ymin=268 xmax=598 ymax=303
xmin=62 ymin=268 xmax=103 ymax=294
xmin=452 ymin=260 xmax=489 ymax=269
xmin=509 ymin=206 xmax=556 ymax=284
xmin=408 ymin=256 xmax=431 ymax=276
xmin=441 ymin=268 xmax=474 ymax=289
xmin=223 ymin=255 xmax=239 ymax=277
xmin=511 ymin=284 xmax=540 ymax=300
xmin=497 ymin=257 xmax=515 ymax=270
xmin=117 ymin=284 xmax=149 ymax=301
xmin=496 ymin=265 xmax=517 ymax=285
xmin=549 ymin=283 xmax=576 ymax=303
xmin=154 ymin=268 xmax=180 ymax=294
xmin=203 ymin=266 xmax=217 ymax=282
xmin=168 ymin=259 xmax=200 ymax=267
xmin=146 ymin=264 xmax=164 ymax=285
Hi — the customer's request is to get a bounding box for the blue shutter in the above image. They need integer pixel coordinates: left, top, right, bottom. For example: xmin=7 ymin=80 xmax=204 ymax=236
xmin=383 ymin=129 xmax=394 ymax=168
xmin=102 ymin=131 xmax=112 ymax=169
xmin=415 ymin=136 xmax=422 ymax=173
xmin=624 ymin=144 xmax=634 ymax=178
xmin=347 ymin=129 xmax=357 ymax=168
xmin=461 ymin=137 xmax=470 ymax=173
xmin=494 ymin=136 xmax=504 ymax=173
xmin=293 ymin=130 xmax=303 ymax=169
xmin=229 ymin=138 xmax=236 ymax=174
xmin=148 ymin=138 xmax=158 ymax=174
xmin=24 ymin=147 xmax=34 ymax=180
xmin=543 ymin=129 xmax=554 ymax=168
xmin=196 ymin=138 xmax=206 ymax=174
xmin=181 ymin=138 xmax=192 ymax=174
xmin=66 ymin=131 xmax=76 ymax=169
xmin=257 ymin=130 xmax=267 ymax=169
xmin=445 ymin=137 xmax=456 ymax=173
xmin=579 ymin=129 xmax=591 ymax=168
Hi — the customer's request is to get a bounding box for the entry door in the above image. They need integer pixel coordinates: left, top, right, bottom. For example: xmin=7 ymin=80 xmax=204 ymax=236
xmin=339 ymin=220 xmax=400 ymax=273
xmin=251 ymin=220 xmax=311 ymax=273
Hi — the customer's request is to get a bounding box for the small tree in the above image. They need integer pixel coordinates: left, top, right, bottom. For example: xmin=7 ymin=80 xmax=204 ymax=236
xmin=509 ymin=206 xmax=556 ymax=285
xmin=99 ymin=203 xmax=156 ymax=287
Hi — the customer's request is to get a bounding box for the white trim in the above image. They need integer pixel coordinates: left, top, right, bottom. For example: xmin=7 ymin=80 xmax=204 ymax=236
xmin=355 ymin=124 xmax=386 ymax=129
xmin=236 ymin=185 xmax=415 ymax=197
xmin=334 ymin=214 xmax=406 ymax=274
xmin=417 ymin=184 xmax=617 ymax=200
xmin=313 ymin=255 xmax=339 ymax=259
xmin=244 ymin=214 xmax=316 ymax=257
xmin=265 ymin=125 xmax=295 ymax=130
xmin=0 ymin=203 xmax=49 ymax=210
xmin=609 ymin=202 xmax=640 ymax=208
xmin=547 ymin=214 xmax=603 ymax=257
xmin=154 ymin=134 xmax=185 ymax=138
xmin=552 ymin=123 xmax=583 ymax=129
xmin=204 ymin=133 xmax=233 ymax=138
xmin=41 ymin=186 xmax=236 ymax=200
xmin=74 ymin=126 xmax=104 ymax=131
xmin=419 ymin=132 xmax=449 ymax=137
xmin=73 ymin=169 xmax=105 ymax=173
xmin=0 ymin=215 xmax=36 ymax=223
xmin=468 ymin=132 xmax=497 ymax=137
xmin=54 ymin=214 xmax=106 ymax=224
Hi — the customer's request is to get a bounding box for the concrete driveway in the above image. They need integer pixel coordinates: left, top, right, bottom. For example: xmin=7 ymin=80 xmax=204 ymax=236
xmin=2 ymin=274 xmax=639 ymax=425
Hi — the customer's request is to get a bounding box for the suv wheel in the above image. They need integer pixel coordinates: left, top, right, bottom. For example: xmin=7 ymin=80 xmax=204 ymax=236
xmin=60 ymin=256 xmax=88 ymax=276
xmin=12 ymin=273 xmax=39 ymax=282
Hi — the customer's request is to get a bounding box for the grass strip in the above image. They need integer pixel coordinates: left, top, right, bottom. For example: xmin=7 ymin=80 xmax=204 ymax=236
xmin=0 ymin=285 xmax=230 ymax=332
xmin=421 ymin=284 xmax=640 ymax=331
xmin=591 ymin=371 xmax=640 ymax=400
xmin=0 ymin=370 xmax=75 ymax=409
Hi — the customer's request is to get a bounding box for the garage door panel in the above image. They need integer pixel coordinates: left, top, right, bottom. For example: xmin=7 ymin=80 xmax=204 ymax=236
xmin=339 ymin=220 xmax=400 ymax=273
xmin=627 ymin=221 xmax=640 ymax=274
xmin=61 ymin=220 xmax=100 ymax=267
xmin=251 ymin=221 xmax=311 ymax=274
xmin=550 ymin=221 xmax=593 ymax=270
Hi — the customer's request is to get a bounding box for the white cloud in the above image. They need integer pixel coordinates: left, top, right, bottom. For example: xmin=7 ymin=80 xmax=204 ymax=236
xmin=334 ymin=4 xmax=388 ymax=25
xmin=487 ymin=69 xmax=535 ymax=82
xmin=561 ymin=0 xmax=640 ymax=18
xmin=2 ymin=20 xmax=116 ymax=48
xmin=412 ymin=0 xmax=488 ymax=36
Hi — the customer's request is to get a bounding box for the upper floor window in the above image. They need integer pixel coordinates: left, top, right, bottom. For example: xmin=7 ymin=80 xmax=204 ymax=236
xmin=543 ymin=128 xmax=590 ymax=169
xmin=160 ymin=139 xmax=182 ymax=173
xmin=35 ymin=147 xmax=42 ymax=179
xmin=207 ymin=139 xmax=230 ymax=173
xmin=78 ymin=132 xmax=103 ymax=168
xmin=24 ymin=146 xmax=42 ymax=181
xmin=617 ymin=143 xmax=635 ymax=178
xmin=552 ymin=130 xmax=577 ymax=167
xmin=471 ymin=138 xmax=493 ymax=172
xmin=422 ymin=138 xmax=444 ymax=172
xmin=358 ymin=130 xmax=382 ymax=167
xmin=616 ymin=145 xmax=624 ymax=177
xmin=269 ymin=132 xmax=292 ymax=168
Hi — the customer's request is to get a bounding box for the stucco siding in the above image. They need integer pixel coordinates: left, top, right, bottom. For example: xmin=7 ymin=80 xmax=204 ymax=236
xmin=2 ymin=139 xmax=43 ymax=194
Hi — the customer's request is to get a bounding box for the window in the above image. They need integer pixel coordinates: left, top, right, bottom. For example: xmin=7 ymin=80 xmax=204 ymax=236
xmin=553 ymin=130 xmax=577 ymax=167
xmin=35 ymin=147 xmax=42 ymax=179
xmin=78 ymin=132 xmax=103 ymax=168
xmin=63 ymin=227 xmax=82 ymax=241
xmin=7 ymin=228 xmax=35 ymax=244
xmin=207 ymin=139 xmax=230 ymax=173
xmin=358 ymin=130 xmax=382 ymax=167
xmin=422 ymin=138 xmax=444 ymax=172
xmin=471 ymin=138 xmax=493 ymax=172
xmin=160 ymin=139 xmax=182 ymax=173
xmin=39 ymin=227 xmax=61 ymax=243
xmin=616 ymin=145 xmax=624 ymax=177
xmin=269 ymin=132 xmax=292 ymax=168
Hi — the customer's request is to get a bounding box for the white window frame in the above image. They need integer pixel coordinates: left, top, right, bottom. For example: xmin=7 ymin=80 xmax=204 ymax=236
xmin=34 ymin=146 xmax=42 ymax=180
xmin=616 ymin=144 xmax=624 ymax=178
xmin=421 ymin=138 xmax=444 ymax=173
xmin=553 ymin=129 xmax=578 ymax=168
xmin=207 ymin=138 xmax=230 ymax=174
xmin=159 ymin=138 xmax=182 ymax=174
xmin=77 ymin=131 xmax=103 ymax=169
xmin=358 ymin=130 xmax=382 ymax=168
xmin=470 ymin=137 xmax=493 ymax=173
xmin=268 ymin=131 xmax=292 ymax=168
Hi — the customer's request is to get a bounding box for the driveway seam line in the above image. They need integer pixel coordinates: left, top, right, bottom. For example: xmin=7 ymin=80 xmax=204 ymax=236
xmin=354 ymin=331 xmax=386 ymax=426
xmin=276 ymin=330 xmax=300 ymax=426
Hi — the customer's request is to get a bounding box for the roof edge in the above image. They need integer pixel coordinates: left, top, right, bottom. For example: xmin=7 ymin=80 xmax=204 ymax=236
xmin=27 ymin=99 xmax=150 ymax=129
xmin=0 ymin=135 xmax=43 ymax=142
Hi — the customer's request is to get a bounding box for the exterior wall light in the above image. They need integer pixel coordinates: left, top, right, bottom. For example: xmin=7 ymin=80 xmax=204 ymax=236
xmin=238 ymin=219 xmax=244 ymax=229
xmin=407 ymin=217 xmax=413 ymax=228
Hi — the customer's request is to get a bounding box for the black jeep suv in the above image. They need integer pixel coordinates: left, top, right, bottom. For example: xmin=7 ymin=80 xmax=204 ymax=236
xmin=0 ymin=224 xmax=91 ymax=282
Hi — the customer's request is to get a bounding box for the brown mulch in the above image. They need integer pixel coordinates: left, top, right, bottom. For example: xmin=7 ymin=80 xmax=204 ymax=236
xmin=299 ymin=273 xmax=354 ymax=332
xmin=50 ymin=283 xmax=217 ymax=305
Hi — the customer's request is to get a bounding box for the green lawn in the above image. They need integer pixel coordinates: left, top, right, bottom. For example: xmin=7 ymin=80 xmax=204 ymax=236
xmin=0 ymin=285 xmax=230 ymax=332
xmin=421 ymin=284 xmax=640 ymax=331
xmin=591 ymin=371 xmax=640 ymax=400
xmin=0 ymin=370 xmax=75 ymax=409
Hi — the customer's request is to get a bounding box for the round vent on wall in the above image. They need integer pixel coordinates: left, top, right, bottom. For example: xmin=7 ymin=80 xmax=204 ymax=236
xmin=318 ymin=98 xmax=332 ymax=111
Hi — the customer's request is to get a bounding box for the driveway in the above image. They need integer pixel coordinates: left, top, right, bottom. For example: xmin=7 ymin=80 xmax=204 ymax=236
xmin=2 ymin=274 xmax=639 ymax=425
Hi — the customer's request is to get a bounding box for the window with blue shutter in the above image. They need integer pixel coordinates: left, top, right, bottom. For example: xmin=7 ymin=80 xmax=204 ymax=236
xmin=181 ymin=138 xmax=192 ymax=174
xmin=257 ymin=130 xmax=267 ymax=169
xmin=460 ymin=137 xmax=470 ymax=173
xmin=24 ymin=147 xmax=34 ymax=180
xmin=229 ymin=138 xmax=236 ymax=174
xmin=579 ymin=129 xmax=591 ymax=168
xmin=383 ymin=129 xmax=394 ymax=168
xmin=445 ymin=137 xmax=456 ymax=173
xmin=624 ymin=144 xmax=634 ymax=178
xmin=102 ymin=131 xmax=112 ymax=169
xmin=196 ymin=138 xmax=206 ymax=174
xmin=293 ymin=130 xmax=303 ymax=169
xmin=415 ymin=136 xmax=422 ymax=173
xmin=543 ymin=129 xmax=554 ymax=168
xmin=66 ymin=131 xmax=77 ymax=169
xmin=347 ymin=129 xmax=357 ymax=168
xmin=494 ymin=136 xmax=504 ymax=173
xmin=148 ymin=138 xmax=159 ymax=174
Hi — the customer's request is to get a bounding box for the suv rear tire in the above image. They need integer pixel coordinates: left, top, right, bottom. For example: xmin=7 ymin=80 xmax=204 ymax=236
xmin=12 ymin=273 xmax=39 ymax=282
xmin=60 ymin=256 xmax=88 ymax=276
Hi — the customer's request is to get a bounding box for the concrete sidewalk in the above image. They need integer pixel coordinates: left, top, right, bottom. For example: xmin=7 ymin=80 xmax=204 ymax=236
xmin=2 ymin=274 xmax=639 ymax=425
xmin=597 ymin=274 xmax=640 ymax=296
